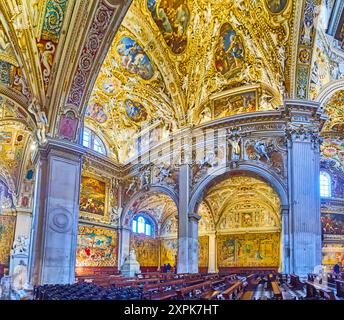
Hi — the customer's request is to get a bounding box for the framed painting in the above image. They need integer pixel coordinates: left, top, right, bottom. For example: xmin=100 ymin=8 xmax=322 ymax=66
xmin=79 ymin=173 xmax=109 ymax=223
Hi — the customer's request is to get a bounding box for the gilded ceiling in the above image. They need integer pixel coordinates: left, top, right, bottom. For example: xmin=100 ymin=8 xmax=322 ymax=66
xmin=86 ymin=0 xmax=295 ymax=162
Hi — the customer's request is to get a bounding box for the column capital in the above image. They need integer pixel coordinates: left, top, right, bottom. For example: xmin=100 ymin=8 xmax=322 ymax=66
xmin=32 ymin=138 xmax=86 ymax=164
xmin=188 ymin=213 xmax=201 ymax=222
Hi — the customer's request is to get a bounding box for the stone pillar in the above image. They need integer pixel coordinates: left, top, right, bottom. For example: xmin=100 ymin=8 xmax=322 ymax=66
xmin=188 ymin=214 xmax=200 ymax=274
xmin=208 ymin=233 xmax=217 ymax=273
xmin=118 ymin=227 xmax=131 ymax=270
xmin=28 ymin=139 xmax=84 ymax=285
xmin=177 ymin=164 xmax=190 ymax=273
xmin=280 ymin=206 xmax=290 ymax=274
xmin=285 ymin=100 xmax=325 ymax=276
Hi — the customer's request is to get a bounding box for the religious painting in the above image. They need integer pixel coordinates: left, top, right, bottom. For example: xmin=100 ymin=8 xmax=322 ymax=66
xmin=58 ymin=111 xmax=78 ymax=140
xmin=76 ymin=225 xmax=118 ymax=267
xmin=322 ymin=244 xmax=344 ymax=269
xmin=0 ymin=215 xmax=15 ymax=265
xmin=130 ymin=234 xmax=159 ymax=267
xmin=265 ymin=0 xmax=288 ymax=14
xmin=215 ymin=23 xmax=244 ymax=75
xmin=86 ymin=102 xmax=108 ymax=124
xmin=79 ymin=176 xmax=107 ymax=217
xmin=160 ymin=238 xmax=177 ymax=266
xmin=334 ymin=8 xmax=344 ymax=44
xmin=213 ymin=90 xmax=257 ymax=118
xmin=116 ymin=37 xmax=154 ymax=80
xmin=0 ymin=131 xmax=12 ymax=144
xmin=217 ymin=233 xmax=280 ymax=267
xmin=125 ymin=99 xmax=148 ymax=122
xmin=198 ymin=236 xmax=209 ymax=268
xmin=147 ymin=0 xmax=189 ymax=54
xmin=321 ymin=213 xmax=344 ymax=235
xmin=103 ymin=77 xmax=122 ymax=95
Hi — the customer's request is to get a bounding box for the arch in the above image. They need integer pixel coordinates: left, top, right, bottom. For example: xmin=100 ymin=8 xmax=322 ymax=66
xmin=189 ymin=163 xmax=288 ymax=215
xmin=316 ymin=79 xmax=344 ymax=106
xmin=120 ymin=185 xmax=179 ymax=227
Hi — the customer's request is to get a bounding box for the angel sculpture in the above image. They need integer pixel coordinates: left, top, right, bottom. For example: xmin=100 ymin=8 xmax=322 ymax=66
xmin=157 ymin=165 xmax=171 ymax=183
xmin=198 ymin=152 xmax=215 ymax=170
xmin=28 ymin=98 xmax=48 ymax=145
xmin=125 ymin=179 xmax=137 ymax=195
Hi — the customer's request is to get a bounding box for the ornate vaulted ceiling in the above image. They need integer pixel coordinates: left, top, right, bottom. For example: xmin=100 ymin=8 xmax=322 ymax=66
xmin=86 ymin=0 xmax=296 ymax=162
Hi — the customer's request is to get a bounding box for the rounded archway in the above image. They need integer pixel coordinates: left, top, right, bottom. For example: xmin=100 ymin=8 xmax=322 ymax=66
xmin=196 ymin=172 xmax=283 ymax=273
xmin=120 ymin=190 xmax=178 ymax=273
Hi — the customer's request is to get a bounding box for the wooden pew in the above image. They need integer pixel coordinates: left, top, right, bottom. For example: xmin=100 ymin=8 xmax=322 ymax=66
xmin=289 ymin=274 xmax=304 ymax=290
xmin=240 ymin=290 xmax=254 ymax=300
xmin=222 ymin=281 xmax=244 ymax=300
xmin=176 ymin=281 xmax=212 ymax=300
xmin=335 ymin=280 xmax=344 ymax=298
xmin=306 ymin=281 xmax=336 ymax=300
xmin=271 ymin=281 xmax=283 ymax=300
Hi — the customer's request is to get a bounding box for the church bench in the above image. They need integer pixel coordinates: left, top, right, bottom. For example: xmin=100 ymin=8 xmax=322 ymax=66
xmin=176 ymin=281 xmax=212 ymax=299
xmin=336 ymin=280 xmax=344 ymax=298
xmin=150 ymin=290 xmax=178 ymax=300
xmin=305 ymin=281 xmax=335 ymax=300
xmin=271 ymin=281 xmax=283 ymax=300
xmin=240 ymin=290 xmax=255 ymax=300
xmin=221 ymin=281 xmax=244 ymax=300
xmin=289 ymin=274 xmax=304 ymax=290
xmin=199 ymin=289 xmax=222 ymax=300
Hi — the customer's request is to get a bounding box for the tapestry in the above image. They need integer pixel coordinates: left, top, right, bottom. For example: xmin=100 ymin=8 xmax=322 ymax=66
xmin=0 ymin=215 xmax=15 ymax=265
xmin=217 ymin=233 xmax=280 ymax=267
xmin=160 ymin=238 xmax=177 ymax=267
xmin=199 ymin=235 xmax=209 ymax=268
xmin=76 ymin=225 xmax=117 ymax=267
xmin=321 ymin=213 xmax=344 ymax=235
xmin=79 ymin=176 xmax=107 ymax=216
xmin=130 ymin=234 xmax=159 ymax=267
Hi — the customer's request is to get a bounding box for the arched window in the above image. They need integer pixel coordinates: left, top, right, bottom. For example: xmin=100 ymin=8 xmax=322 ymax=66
xmin=320 ymin=171 xmax=331 ymax=197
xmin=82 ymin=127 xmax=107 ymax=155
xmin=132 ymin=214 xmax=153 ymax=237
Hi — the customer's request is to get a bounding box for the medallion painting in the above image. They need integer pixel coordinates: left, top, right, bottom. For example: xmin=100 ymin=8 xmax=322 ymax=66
xmin=321 ymin=214 xmax=344 ymax=236
xmin=215 ymin=23 xmax=244 ymax=75
xmin=76 ymin=225 xmax=117 ymax=267
xmin=265 ymin=0 xmax=288 ymax=14
xmin=217 ymin=233 xmax=280 ymax=268
xmin=79 ymin=176 xmax=107 ymax=216
xmin=86 ymin=102 xmax=108 ymax=124
xmin=125 ymin=99 xmax=148 ymax=122
xmin=147 ymin=0 xmax=189 ymax=54
xmin=116 ymin=37 xmax=154 ymax=80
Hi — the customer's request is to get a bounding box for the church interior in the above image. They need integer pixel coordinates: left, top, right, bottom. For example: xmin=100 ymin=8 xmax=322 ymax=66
xmin=0 ymin=0 xmax=343 ymax=301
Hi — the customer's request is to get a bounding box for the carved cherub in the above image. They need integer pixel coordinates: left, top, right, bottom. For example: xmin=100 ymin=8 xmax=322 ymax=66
xmin=28 ymin=98 xmax=48 ymax=145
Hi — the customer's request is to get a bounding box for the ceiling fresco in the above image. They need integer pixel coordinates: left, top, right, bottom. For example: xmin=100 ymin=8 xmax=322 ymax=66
xmin=201 ymin=174 xmax=281 ymax=229
xmin=323 ymin=90 xmax=344 ymax=133
xmin=86 ymin=0 xmax=295 ymax=163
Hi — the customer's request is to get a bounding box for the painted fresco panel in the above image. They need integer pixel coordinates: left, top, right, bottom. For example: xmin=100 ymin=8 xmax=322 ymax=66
xmin=0 ymin=215 xmax=16 ymax=265
xmin=76 ymin=225 xmax=117 ymax=267
xmin=217 ymin=233 xmax=280 ymax=267
xmin=80 ymin=176 xmax=107 ymax=216
xmin=130 ymin=234 xmax=159 ymax=267
xmin=321 ymin=213 xmax=344 ymax=235
xmin=198 ymin=235 xmax=209 ymax=268
xmin=160 ymin=238 xmax=177 ymax=267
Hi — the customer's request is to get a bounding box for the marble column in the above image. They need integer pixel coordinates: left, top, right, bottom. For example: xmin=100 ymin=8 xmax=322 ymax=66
xmin=118 ymin=227 xmax=131 ymax=270
xmin=208 ymin=233 xmax=217 ymax=273
xmin=28 ymin=139 xmax=84 ymax=285
xmin=285 ymin=100 xmax=324 ymax=276
xmin=188 ymin=214 xmax=200 ymax=274
xmin=280 ymin=206 xmax=290 ymax=274
xmin=177 ymin=164 xmax=190 ymax=273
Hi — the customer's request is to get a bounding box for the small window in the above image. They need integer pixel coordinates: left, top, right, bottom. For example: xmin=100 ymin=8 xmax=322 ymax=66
xmin=82 ymin=128 xmax=107 ymax=155
xmin=320 ymin=171 xmax=331 ymax=197
xmin=132 ymin=214 xmax=153 ymax=237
